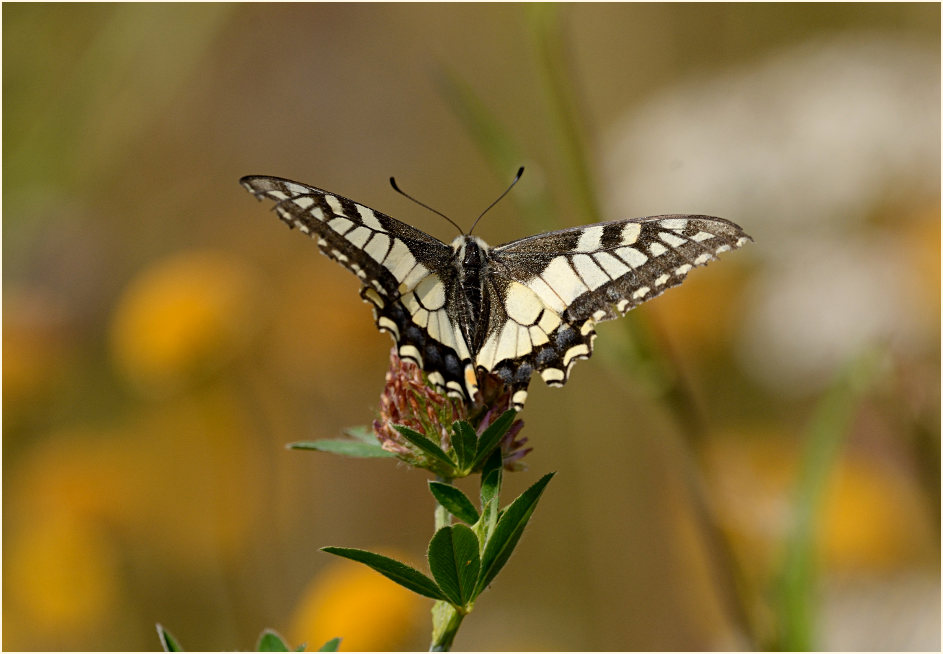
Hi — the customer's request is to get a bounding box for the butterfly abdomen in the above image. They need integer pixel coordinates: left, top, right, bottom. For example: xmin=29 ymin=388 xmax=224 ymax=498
xmin=453 ymin=236 xmax=493 ymax=354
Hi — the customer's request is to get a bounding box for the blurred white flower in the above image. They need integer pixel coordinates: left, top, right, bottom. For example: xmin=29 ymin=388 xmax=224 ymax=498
xmin=602 ymin=33 xmax=939 ymax=394
xmin=740 ymin=232 xmax=926 ymax=390
xmin=822 ymin=573 xmax=940 ymax=650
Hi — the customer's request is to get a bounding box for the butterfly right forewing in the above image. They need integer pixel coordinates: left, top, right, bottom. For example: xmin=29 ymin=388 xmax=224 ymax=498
xmin=481 ymin=214 xmax=751 ymax=404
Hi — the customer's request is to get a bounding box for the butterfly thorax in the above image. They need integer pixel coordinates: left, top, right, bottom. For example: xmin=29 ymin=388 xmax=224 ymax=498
xmin=451 ymin=235 xmax=492 ymax=354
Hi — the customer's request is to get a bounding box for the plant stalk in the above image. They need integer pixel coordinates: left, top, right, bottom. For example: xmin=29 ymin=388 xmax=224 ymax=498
xmin=771 ymin=350 xmax=881 ymax=650
xmin=429 ymin=602 xmax=465 ymax=652
xmin=434 ymin=475 xmax=453 ymax=530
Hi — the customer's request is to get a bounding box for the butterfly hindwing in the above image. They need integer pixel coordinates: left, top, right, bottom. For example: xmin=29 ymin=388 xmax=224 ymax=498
xmin=485 ymin=215 xmax=751 ymax=397
xmin=240 ymin=175 xmax=478 ymax=399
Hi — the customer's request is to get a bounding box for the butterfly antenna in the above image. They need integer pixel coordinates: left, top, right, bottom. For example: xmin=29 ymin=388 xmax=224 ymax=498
xmin=389 ymin=176 xmax=464 ymax=235
xmin=468 ymin=167 xmax=524 ymax=235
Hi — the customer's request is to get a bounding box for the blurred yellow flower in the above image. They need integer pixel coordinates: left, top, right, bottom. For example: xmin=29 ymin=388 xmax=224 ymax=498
xmin=5 ymin=509 xmax=120 ymax=643
xmin=9 ymin=386 xmax=265 ymax=568
xmin=3 ymin=386 xmax=270 ymax=647
xmin=7 ymin=428 xmax=131 ymax=526
xmin=647 ymin=265 xmax=747 ymax=357
xmin=898 ymin=204 xmax=941 ymax=331
xmin=706 ymin=429 xmax=932 ymax=576
xmin=109 ymin=250 xmax=260 ymax=395
xmin=819 ymin=457 xmax=931 ymax=571
xmin=289 ymin=553 xmax=425 ymax=651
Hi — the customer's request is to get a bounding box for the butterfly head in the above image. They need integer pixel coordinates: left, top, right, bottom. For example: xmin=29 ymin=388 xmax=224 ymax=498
xmin=450 ymin=234 xmax=491 ymax=255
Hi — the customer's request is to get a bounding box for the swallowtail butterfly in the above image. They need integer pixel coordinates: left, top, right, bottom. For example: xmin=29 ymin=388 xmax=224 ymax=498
xmin=241 ymin=172 xmax=750 ymax=410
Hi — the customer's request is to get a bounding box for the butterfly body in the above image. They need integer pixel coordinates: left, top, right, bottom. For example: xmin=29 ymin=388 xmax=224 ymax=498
xmin=241 ymin=175 xmax=750 ymax=409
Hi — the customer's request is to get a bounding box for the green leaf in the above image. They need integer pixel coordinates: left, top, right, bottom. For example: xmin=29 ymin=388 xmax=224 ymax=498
xmin=393 ymin=425 xmax=456 ymax=470
xmin=428 ymin=525 xmax=481 ymax=607
xmin=429 ymin=481 xmax=479 ymax=524
xmin=451 ymin=420 xmax=478 ymax=471
xmin=472 ymin=410 xmax=517 ymax=469
xmin=477 ymin=450 xmax=503 ymax=544
xmin=321 ymin=546 xmax=446 ymax=601
xmin=257 ymin=629 xmax=291 ymax=652
xmin=480 ymin=448 xmax=503 ymax=506
xmin=289 ymin=439 xmax=394 ymax=458
xmin=156 ymin=624 xmax=183 ymax=652
xmin=474 ymin=497 xmax=497 ymax=551
xmin=476 ymin=472 xmax=554 ymax=595
xmin=343 ymin=425 xmax=379 ymax=443
xmin=317 ymin=637 xmax=341 ymax=652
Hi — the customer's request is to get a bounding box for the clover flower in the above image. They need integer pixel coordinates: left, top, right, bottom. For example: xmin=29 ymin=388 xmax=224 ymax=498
xmin=373 ymin=348 xmax=529 ymax=474
xmin=471 ymin=371 xmax=531 ymax=471
xmin=373 ymin=348 xmax=467 ymax=464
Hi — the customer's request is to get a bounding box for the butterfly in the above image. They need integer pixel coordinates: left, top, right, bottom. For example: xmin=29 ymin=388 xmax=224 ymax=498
xmin=241 ymin=170 xmax=750 ymax=410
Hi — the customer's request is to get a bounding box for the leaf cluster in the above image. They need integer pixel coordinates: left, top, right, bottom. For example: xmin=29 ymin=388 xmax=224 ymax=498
xmin=323 ymin=444 xmax=553 ymax=614
xmin=289 ymin=410 xmax=519 ymax=480
xmin=393 ymin=409 xmax=517 ymax=478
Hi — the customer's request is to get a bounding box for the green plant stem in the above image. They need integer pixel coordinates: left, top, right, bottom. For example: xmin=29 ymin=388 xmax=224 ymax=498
xmin=434 ymin=476 xmax=453 ymax=530
xmin=429 ymin=602 xmax=465 ymax=652
xmin=527 ymin=3 xmax=602 ymax=224
xmin=772 ymin=350 xmax=882 ymax=650
xmin=526 ymin=3 xmax=711 ymax=444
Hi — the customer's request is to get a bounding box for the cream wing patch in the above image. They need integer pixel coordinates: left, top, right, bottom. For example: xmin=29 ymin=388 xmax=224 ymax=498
xmin=594 ymin=251 xmax=630 ymax=278
xmin=477 ymin=279 xmax=563 ymax=371
xmin=385 ymin=239 xmax=417 ymax=281
xmin=364 ymin=233 xmax=390 ymax=262
xmin=524 ymin=276 xmax=566 ymax=313
xmin=505 ymin=281 xmax=545 ymax=325
xmin=344 ymin=226 xmax=372 ymax=248
xmin=415 ymin=275 xmax=446 ymax=310
xmin=621 ymin=222 xmax=641 ymax=244
xmin=615 ymin=246 xmax=648 ymax=268
xmin=576 ymin=225 xmax=604 ymax=252
xmin=572 ymin=254 xmax=609 ymax=290
xmin=540 ymin=256 xmax=589 ymax=304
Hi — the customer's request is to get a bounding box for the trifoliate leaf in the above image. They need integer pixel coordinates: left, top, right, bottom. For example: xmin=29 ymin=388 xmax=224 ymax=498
xmin=476 ymin=472 xmax=554 ymax=595
xmin=428 ymin=525 xmax=481 ymax=607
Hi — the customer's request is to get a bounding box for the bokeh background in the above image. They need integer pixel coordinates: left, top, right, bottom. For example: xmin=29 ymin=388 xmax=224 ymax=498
xmin=3 ymin=3 xmax=939 ymax=651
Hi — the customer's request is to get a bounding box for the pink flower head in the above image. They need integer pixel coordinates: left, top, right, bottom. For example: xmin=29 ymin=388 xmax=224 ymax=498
xmin=373 ymin=348 xmax=529 ymax=473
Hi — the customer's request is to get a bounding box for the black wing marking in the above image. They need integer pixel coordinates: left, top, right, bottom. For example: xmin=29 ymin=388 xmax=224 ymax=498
xmin=240 ymin=176 xmax=478 ymax=400
xmin=483 ymin=214 xmax=751 ymax=402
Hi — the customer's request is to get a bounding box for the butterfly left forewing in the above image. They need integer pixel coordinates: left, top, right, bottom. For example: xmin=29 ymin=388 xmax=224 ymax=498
xmin=241 ymin=175 xmax=478 ymax=400
xmin=485 ymin=214 xmax=751 ymax=402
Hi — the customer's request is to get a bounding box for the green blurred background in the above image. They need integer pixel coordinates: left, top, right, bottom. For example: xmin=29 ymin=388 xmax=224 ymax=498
xmin=3 ymin=3 xmax=939 ymax=651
